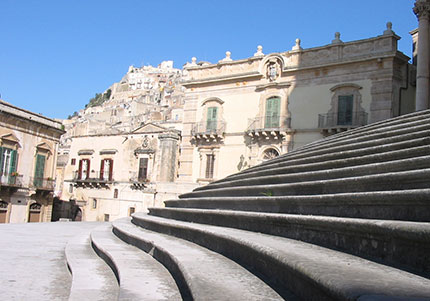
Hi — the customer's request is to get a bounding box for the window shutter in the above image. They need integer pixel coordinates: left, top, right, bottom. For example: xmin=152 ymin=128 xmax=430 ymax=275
xmin=86 ymin=160 xmax=91 ymax=179
xmin=109 ymin=159 xmax=113 ymax=181
xmin=265 ymin=97 xmax=280 ymax=128
xmin=9 ymin=150 xmax=17 ymax=174
xmin=338 ymin=95 xmax=353 ymax=125
xmin=100 ymin=160 xmax=104 ymax=179
xmin=206 ymin=107 xmax=218 ymax=131
xmin=34 ymin=154 xmax=46 ymax=187
xmin=0 ymin=147 xmax=4 ymax=176
xmin=78 ymin=160 xmax=83 ymax=180
xmin=138 ymin=158 xmax=148 ymax=181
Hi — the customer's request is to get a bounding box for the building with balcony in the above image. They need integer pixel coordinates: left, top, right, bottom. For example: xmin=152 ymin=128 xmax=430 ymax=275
xmin=0 ymin=100 xmax=64 ymax=223
xmin=178 ymin=24 xmax=415 ymax=183
xmin=61 ymin=123 xmax=195 ymax=221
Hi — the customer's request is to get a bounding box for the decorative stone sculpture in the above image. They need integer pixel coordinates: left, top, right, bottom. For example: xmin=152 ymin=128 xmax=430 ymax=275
xmin=292 ymin=38 xmax=302 ymax=51
xmin=221 ymin=51 xmax=233 ymax=62
xmin=383 ymin=22 xmax=394 ymax=35
xmin=254 ymin=45 xmax=264 ymax=57
xmin=332 ymin=32 xmax=343 ymax=44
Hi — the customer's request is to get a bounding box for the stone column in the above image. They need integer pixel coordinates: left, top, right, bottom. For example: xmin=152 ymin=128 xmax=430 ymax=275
xmin=414 ymin=0 xmax=430 ymax=110
xmin=157 ymin=132 xmax=180 ymax=182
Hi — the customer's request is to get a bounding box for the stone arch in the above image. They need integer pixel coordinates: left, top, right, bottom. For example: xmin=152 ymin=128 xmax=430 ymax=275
xmin=0 ymin=201 xmax=9 ymax=223
xmin=28 ymin=202 xmax=42 ymax=223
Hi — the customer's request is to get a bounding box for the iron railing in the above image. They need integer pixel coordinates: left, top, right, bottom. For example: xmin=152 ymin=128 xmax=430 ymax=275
xmin=30 ymin=177 xmax=55 ymax=190
xmin=247 ymin=115 xmax=291 ymax=131
xmin=0 ymin=173 xmax=23 ymax=187
xmin=318 ymin=111 xmax=368 ymax=128
xmin=191 ymin=120 xmax=226 ymax=136
xmin=72 ymin=170 xmax=114 ymax=182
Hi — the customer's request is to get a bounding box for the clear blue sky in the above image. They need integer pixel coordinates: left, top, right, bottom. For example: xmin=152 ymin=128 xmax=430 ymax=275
xmin=0 ymin=0 xmax=417 ymax=119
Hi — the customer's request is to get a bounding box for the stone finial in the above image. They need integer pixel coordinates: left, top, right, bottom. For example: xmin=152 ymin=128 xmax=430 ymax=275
xmin=292 ymin=38 xmax=302 ymax=51
xmin=383 ymin=22 xmax=394 ymax=35
xmin=254 ymin=45 xmax=264 ymax=56
xmin=332 ymin=32 xmax=343 ymax=44
xmin=222 ymin=51 xmax=232 ymax=62
xmin=190 ymin=57 xmax=197 ymax=66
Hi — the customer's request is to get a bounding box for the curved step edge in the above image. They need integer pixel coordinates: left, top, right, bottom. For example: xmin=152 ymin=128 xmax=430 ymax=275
xmin=90 ymin=223 xmax=181 ymax=301
xmin=112 ymin=217 xmax=288 ymax=301
xmin=65 ymin=227 xmax=119 ymax=301
xmin=133 ymin=213 xmax=430 ymax=301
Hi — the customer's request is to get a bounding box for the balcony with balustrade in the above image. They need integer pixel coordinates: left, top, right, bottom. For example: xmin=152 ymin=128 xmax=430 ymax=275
xmin=0 ymin=173 xmax=24 ymax=192
xmin=29 ymin=177 xmax=55 ymax=191
xmin=318 ymin=111 xmax=368 ymax=135
xmin=72 ymin=170 xmax=114 ymax=188
xmin=246 ymin=115 xmax=291 ymax=140
xmin=191 ymin=120 xmax=226 ymax=143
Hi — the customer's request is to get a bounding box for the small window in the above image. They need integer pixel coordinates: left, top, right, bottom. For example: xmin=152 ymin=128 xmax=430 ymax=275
xmin=138 ymin=158 xmax=149 ymax=181
xmin=100 ymin=159 xmax=113 ymax=181
xmin=69 ymin=184 xmax=73 ymax=193
xmin=78 ymin=159 xmax=90 ymax=180
xmin=205 ymin=154 xmax=215 ymax=179
xmin=92 ymin=199 xmax=97 ymax=209
xmin=113 ymin=189 xmax=118 ymax=199
xmin=104 ymin=214 xmax=110 ymax=222
xmin=71 ymin=158 xmax=76 ymax=165
xmin=263 ymin=148 xmax=280 ymax=161
xmin=128 ymin=207 xmax=135 ymax=216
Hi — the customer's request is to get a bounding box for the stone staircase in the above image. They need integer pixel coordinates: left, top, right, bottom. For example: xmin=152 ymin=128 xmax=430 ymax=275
xmin=66 ymin=109 xmax=430 ymax=300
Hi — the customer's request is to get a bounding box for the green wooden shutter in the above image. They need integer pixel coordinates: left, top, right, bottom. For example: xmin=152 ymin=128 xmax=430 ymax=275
xmin=265 ymin=97 xmax=280 ymax=128
xmin=338 ymin=95 xmax=353 ymax=125
xmin=34 ymin=154 xmax=46 ymax=187
xmin=9 ymin=150 xmax=17 ymax=174
xmin=206 ymin=107 xmax=218 ymax=132
xmin=8 ymin=150 xmax=17 ymax=184
xmin=0 ymin=147 xmax=4 ymax=176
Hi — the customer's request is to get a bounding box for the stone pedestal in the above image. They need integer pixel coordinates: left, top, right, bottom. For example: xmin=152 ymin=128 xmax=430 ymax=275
xmin=157 ymin=132 xmax=180 ymax=182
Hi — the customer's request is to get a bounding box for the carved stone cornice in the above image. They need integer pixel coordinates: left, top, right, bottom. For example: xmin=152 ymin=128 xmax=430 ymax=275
xmin=414 ymin=0 xmax=430 ymax=19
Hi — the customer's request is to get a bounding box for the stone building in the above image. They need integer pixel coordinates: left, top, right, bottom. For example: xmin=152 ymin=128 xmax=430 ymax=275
xmin=60 ymin=123 xmax=194 ymax=221
xmin=178 ymin=24 xmax=415 ymax=183
xmin=0 ymin=100 xmax=64 ymax=223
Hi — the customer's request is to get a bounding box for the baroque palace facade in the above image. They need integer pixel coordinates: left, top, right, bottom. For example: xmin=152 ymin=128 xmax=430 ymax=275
xmin=0 ymin=100 xmax=64 ymax=223
xmin=178 ymin=24 xmax=415 ymax=183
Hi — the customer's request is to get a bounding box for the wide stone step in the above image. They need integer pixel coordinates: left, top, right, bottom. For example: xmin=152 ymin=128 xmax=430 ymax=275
xmin=65 ymin=229 xmax=119 ymax=301
xmin=199 ymin=144 xmax=430 ymax=189
xmin=112 ymin=217 xmax=287 ymax=300
xmin=182 ymin=169 xmax=430 ymax=199
xmin=90 ymin=223 xmax=181 ymax=300
xmin=148 ymin=207 xmax=430 ymax=277
xmin=167 ymin=189 xmax=430 ymax=221
xmin=194 ymin=155 xmax=430 ymax=192
xmin=256 ymin=119 xmax=430 ymax=168
xmin=132 ymin=213 xmax=430 ymax=300
xmin=296 ymin=109 xmax=430 ymax=153
xmin=219 ymin=132 xmax=430 ymax=184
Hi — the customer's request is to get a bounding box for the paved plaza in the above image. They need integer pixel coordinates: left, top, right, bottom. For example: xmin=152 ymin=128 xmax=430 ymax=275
xmin=0 ymin=222 xmax=101 ymax=300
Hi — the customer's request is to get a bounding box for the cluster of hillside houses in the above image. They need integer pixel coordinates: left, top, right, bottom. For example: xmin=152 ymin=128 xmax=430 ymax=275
xmin=1 ymin=5 xmax=430 ymax=223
